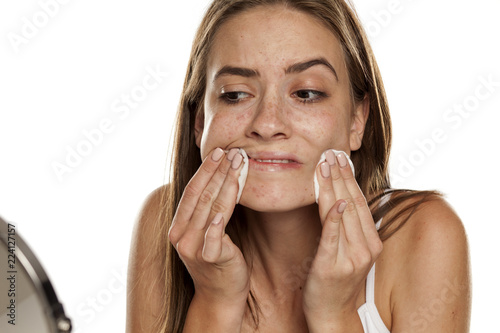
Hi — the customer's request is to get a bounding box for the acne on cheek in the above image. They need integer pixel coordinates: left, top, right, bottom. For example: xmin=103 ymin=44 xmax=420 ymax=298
xmin=248 ymin=184 xmax=265 ymax=199
xmin=205 ymin=112 xmax=247 ymax=144
xmin=241 ymin=182 xmax=315 ymax=210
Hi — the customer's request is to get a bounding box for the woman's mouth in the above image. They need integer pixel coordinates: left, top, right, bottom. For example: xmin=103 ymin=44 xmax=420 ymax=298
xmin=252 ymin=158 xmax=295 ymax=164
xmin=247 ymin=152 xmax=302 ymax=171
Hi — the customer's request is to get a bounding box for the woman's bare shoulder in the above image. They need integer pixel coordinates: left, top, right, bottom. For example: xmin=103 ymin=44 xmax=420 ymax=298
xmin=137 ymin=185 xmax=169 ymax=229
xmin=130 ymin=185 xmax=169 ymax=263
xmin=382 ymin=192 xmax=468 ymax=255
xmin=126 ymin=185 xmax=169 ymax=333
xmin=381 ymin=193 xmax=471 ymax=331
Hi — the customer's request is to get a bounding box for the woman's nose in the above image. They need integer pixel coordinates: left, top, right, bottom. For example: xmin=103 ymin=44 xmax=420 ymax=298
xmin=247 ymin=94 xmax=291 ymax=141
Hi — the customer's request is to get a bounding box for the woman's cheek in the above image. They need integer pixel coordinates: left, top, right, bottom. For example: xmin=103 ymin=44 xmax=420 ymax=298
xmin=318 ymin=107 xmax=351 ymax=145
xmin=200 ymin=112 xmax=247 ymax=155
xmin=295 ymin=109 xmax=339 ymax=143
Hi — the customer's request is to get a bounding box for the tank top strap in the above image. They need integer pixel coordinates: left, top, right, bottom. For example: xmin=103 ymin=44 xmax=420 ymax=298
xmin=370 ymin=189 xmax=393 ymax=302
xmin=375 ymin=189 xmax=392 ymax=230
xmin=358 ymin=189 xmax=392 ymax=332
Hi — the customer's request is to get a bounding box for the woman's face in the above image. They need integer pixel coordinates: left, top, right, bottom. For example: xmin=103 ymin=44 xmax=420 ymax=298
xmin=196 ymin=6 xmax=368 ymax=212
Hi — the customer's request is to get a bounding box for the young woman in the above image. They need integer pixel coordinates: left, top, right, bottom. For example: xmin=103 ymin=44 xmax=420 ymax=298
xmin=127 ymin=0 xmax=471 ymax=332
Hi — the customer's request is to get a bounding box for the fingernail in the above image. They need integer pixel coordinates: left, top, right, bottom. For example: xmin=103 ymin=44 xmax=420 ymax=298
xmin=338 ymin=201 xmax=347 ymax=214
xmin=227 ymin=148 xmax=238 ymax=161
xmin=231 ymin=153 xmax=243 ymax=169
xmin=320 ymin=162 xmax=331 ymax=178
xmin=325 ymin=150 xmax=336 ymax=166
xmin=212 ymin=212 xmax=223 ymax=225
xmin=211 ymin=148 xmax=224 ymax=162
xmin=337 ymin=153 xmax=348 ymax=168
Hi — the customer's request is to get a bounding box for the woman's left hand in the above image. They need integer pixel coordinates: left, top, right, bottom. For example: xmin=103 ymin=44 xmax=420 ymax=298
xmin=303 ymin=150 xmax=383 ymax=331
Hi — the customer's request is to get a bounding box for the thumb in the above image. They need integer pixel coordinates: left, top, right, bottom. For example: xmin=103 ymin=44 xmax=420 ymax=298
xmin=202 ymin=213 xmax=242 ymax=265
xmin=316 ymin=200 xmax=347 ymax=261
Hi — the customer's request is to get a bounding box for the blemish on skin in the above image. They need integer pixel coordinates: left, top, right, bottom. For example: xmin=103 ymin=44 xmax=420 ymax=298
xmin=250 ymin=186 xmax=264 ymax=198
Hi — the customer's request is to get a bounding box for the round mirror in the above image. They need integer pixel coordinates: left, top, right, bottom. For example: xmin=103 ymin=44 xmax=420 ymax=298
xmin=0 ymin=216 xmax=72 ymax=332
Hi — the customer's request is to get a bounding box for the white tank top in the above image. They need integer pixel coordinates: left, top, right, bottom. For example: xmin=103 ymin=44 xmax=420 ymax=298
xmin=356 ymin=193 xmax=391 ymax=333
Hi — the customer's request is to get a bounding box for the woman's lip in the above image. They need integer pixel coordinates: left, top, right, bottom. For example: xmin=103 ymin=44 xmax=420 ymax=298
xmin=248 ymin=158 xmax=302 ymax=171
xmin=246 ymin=151 xmax=302 ymax=164
xmin=246 ymin=151 xmax=302 ymax=171
xmin=251 ymin=158 xmax=296 ymax=163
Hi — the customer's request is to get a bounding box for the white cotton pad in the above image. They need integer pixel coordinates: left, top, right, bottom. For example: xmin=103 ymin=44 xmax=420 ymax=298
xmin=314 ymin=150 xmax=355 ymax=203
xmin=236 ymin=148 xmax=249 ymax=203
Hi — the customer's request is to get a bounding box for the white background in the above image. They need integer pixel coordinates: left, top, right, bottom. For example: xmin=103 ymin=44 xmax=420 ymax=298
xmin=0 ymin=0 xmax=499 ymax=332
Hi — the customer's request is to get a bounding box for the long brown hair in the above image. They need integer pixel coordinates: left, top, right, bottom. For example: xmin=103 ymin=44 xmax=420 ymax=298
xmin=154 ymin=0 xmax=439 ymax=331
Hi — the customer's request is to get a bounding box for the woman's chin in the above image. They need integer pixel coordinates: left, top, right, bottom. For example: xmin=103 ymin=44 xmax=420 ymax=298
xmin=237 ymin=185 xmax=316 ymax=213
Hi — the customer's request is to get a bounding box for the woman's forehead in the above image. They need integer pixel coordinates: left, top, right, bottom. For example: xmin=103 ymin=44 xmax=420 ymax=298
xmin=206 ymin=6 xmax=347 ymax=81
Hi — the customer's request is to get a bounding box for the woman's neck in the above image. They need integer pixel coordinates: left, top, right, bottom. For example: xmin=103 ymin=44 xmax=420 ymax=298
xmin=243 ymin=205 xmax=323 ymax=293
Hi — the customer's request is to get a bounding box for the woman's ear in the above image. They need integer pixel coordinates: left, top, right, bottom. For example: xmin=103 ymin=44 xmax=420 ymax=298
xmin=349 ymin=94 xmax=370 ymax=151
xmin=194 ymin=110 xmax=204 ymax=148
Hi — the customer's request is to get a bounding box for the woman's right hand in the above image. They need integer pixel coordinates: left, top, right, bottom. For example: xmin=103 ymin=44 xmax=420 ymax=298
xmin=168 ymin=147 xmax=249 ymax=330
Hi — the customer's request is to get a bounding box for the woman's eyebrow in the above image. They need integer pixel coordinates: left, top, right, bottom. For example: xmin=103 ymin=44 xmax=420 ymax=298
xmin=212 ymin=57 xmax=338 ymax=82
xmin=213 ymin=66 xmax=260 ymax=82
xmin=285 ymin=58 xmax=338 ymax=81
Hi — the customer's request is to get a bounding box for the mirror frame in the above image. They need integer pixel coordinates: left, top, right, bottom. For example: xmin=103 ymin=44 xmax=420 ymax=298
xmin=0 ymin=216 xmax=72 ymax=332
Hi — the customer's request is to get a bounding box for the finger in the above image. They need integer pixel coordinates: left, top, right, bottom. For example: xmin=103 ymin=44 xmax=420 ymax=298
xmin=336 ymin=153 xmax=381 ymax=253
xmin=202 ymin=213 xmax=224 ymax=263
xmin=171 ymin=147 xmax=226 ymax=231
xmin=329 ymin=152 xmax=366 ymax=246
xmin=189 ymin=148 xmax=237 ymax=231
xmin=316 ymin=152 xmax=337 ymax=223
xmin=316 ymin=199 xmax=347 ymax=263
xmin=175 ymin=149 xmax=237 ymax=256
xmin=218 ymin=233 xmax=243 ymax=264
xmin=174 ymin=148 xmax=244 ymax=259
xmin=169 ymin=148 xmax=226 ymax=250
xmin=209 ymin=151 xmax=246 ymax=229
xmin=202 ymin=214 xmax=242 ymax=265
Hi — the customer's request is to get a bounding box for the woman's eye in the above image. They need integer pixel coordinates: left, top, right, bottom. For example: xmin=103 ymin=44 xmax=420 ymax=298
xmin=220 ymin=91 xmax=250 ymax=104
xmin=293 ymin=90 xmax=326 ymax=103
